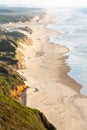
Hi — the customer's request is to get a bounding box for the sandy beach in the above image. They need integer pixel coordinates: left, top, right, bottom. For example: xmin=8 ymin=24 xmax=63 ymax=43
xmin=17 ymin=11 xmax=87 ymax=130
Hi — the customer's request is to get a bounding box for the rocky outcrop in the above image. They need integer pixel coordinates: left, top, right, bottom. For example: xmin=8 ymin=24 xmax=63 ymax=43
xmin=10 ymin=85 xmax=27 ymax=99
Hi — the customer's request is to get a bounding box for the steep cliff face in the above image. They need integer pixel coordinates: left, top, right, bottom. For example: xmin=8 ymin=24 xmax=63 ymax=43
xmin=0 ymin=94 xmax=56 ymax=130
xmin=16 ymin=35 xmax=32 ymax=69
xmin=0 ymin=63 xmax=25 ymax=96
xmin=0 ymin=28 xmax=32 ymax=69
xmin=0 ymin=63 xmax=56 ymax=130
xmin=17 ymin=34 xmax=32 ymax=46
xmin=0 ymin=28 xmax=32 ymax=96
xmin=10 ymin=85 xmax=27 ymax=98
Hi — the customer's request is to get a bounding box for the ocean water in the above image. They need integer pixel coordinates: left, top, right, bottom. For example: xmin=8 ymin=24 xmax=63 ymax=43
xmin=47 ymin=8 xmax=87 ymax=96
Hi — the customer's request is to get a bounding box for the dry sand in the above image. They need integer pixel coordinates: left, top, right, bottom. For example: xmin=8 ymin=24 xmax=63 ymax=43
xmin=18 ymin=12 xmax=87 ymax=130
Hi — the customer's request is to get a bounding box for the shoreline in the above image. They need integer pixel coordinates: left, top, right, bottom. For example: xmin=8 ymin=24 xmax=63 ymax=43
xmin=45 ymin=11 xmax=83 ymax=94
xmin=17 ymin=11 xmax=87 ymax=130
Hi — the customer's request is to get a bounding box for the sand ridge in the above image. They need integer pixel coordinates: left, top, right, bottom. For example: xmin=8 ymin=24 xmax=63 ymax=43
xmin=17 ymin=11 xmax=87 ymax=130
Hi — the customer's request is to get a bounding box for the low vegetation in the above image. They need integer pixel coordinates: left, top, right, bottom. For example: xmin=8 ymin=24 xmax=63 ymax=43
xmin=0 ymin=93 xmax=56 ymax=130
xmin=0 ymin=28 xmax=31 ymax=67
xmin=19 ymin=26 xmax=33 ymax=34
xmin=0 ymin=63 xmax=56 ymax=130
xmin=0 ymin=63 xmax=24 ymax=96
xmin=0 ymin=8 xmax=56 ymax=130
xmin=0 ymin=7 xmax=45 ymax=23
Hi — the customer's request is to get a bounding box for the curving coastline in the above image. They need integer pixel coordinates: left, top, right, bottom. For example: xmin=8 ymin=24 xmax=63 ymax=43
xmin=17 ymin=10 xmax=87 ymax=130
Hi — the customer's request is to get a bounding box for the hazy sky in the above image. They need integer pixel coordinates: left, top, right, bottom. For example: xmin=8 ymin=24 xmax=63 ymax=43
xmin=0 ymin=0 xmax=87 ymax=7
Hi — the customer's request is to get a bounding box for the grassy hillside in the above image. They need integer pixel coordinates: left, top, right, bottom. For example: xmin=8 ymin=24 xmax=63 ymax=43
xmin=0 ymin=63 xmax=56 ymax=130
xmin=0 ymin=94 xmax=56 ymax=130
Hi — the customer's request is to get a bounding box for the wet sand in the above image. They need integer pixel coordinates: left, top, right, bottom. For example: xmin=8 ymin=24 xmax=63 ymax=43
xmin=18 ymin=11 xmax=87 ymax=130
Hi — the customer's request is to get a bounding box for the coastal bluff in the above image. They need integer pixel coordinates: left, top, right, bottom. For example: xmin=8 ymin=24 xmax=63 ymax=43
xmin=0 ymin=8 xmax=56 ymax=130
